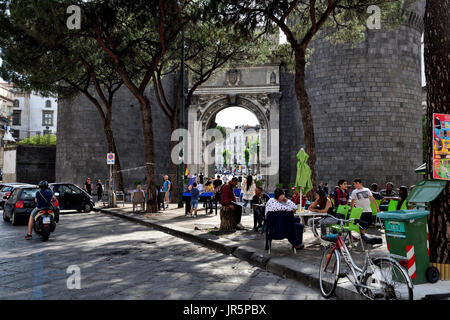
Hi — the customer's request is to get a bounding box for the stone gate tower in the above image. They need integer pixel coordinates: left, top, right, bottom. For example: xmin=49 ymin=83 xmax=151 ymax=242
xmin=305 ymin=1 xmax=426 ymax=188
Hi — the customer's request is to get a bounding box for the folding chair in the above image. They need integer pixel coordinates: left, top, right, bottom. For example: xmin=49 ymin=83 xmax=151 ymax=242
xmin=265 ymin=211 xmax=303 ymax=255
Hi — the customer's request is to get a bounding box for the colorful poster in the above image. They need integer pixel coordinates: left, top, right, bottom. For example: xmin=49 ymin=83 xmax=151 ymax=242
xmin=433 ymin=113 xmax=450 ymax=180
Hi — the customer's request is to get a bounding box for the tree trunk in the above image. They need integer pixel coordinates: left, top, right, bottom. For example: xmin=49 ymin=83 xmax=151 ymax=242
xmin=219 ymin=206 xmax=238 ymax=231
xmin=424 ymin=0 xmax=450 ymax=265
xmin=140 ymin=98 xmax=158 ymax=213
xmin=294 ymin=48 xmax=318 ymax=191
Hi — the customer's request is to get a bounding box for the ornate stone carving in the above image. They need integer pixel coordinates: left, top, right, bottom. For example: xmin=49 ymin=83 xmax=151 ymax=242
xmin=268 ymin=92 xmax=282 ymax=106
xmin=224 ymin=69 xmax=242 ymax=86
xmin=270 ymin=71 xmax=277 ymax=84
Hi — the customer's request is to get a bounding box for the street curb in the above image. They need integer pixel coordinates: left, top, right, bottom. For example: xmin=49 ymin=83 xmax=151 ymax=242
xmin=95 ymin=207 xmax=364 ymax=300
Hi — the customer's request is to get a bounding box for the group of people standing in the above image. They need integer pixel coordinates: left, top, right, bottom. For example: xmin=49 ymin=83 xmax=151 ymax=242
xmin=83 ymin=177 xmax=104 ymax=202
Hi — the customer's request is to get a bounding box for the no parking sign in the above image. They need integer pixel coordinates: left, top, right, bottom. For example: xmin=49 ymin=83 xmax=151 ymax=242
xmin=107 ymin=153 xmax=115 ymax=165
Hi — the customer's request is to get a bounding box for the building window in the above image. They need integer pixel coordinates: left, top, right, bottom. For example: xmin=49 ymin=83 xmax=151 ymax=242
xmin=13 ymin=99 xmax=19 ymax=108
xmin=13 ymin=110 xmax=21 ymax=126
xmin=46 ymin=100 xmax=52 ymax=108
xmin=42 ymin=111 xmax=54 ymax=126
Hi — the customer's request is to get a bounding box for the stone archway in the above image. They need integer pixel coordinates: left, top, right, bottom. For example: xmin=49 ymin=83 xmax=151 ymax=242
xmin=187 ymin=91 xmax=281 ymax=189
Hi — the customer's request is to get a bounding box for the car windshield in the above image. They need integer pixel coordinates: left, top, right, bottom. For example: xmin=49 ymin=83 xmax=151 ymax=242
xmin=1 ymin=186 xmax=13 ymax=192
xmin=20 ymin=188 xmax=39 ymax=200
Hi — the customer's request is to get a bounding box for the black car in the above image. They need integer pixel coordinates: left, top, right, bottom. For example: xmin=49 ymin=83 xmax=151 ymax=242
xmin=0 ymin=183 xmax=31 ymax=208
xmin=49 ymin=183 xmax=94 ymax=213
xmin=2 ymin=185 xmax=60 ymax=225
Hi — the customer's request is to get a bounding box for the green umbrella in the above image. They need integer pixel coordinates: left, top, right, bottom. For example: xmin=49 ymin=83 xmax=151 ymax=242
xmin=295 ymin=149 xmax=313 ymax=209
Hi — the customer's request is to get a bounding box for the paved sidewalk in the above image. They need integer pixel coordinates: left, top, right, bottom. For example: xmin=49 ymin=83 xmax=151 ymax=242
xmin=94 ymin=202 xmax=450 ymax=300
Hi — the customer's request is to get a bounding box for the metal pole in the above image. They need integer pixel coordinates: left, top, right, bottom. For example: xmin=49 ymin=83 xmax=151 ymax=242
xmin=177 ymin=30 xmax=185 ymax=208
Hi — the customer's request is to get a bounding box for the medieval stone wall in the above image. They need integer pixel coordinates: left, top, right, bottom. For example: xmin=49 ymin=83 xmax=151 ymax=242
xmin=56 ymin=76 xmax=176 ymax=191
xmin=304 ymin=4 xmax=425 ymax=189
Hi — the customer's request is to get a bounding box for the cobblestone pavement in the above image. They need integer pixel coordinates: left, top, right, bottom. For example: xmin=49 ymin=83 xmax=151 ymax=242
xmin=0 ymin=211 xmax=327 ymax=300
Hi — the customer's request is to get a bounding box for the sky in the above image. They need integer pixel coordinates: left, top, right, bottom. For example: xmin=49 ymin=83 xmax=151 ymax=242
xmin=214 ymin=107 xmax=259 ymax=128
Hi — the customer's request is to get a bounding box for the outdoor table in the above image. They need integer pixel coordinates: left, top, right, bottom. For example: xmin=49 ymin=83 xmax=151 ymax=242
xmin=294 ymin=210 xmax=327 ymax=226
xmin=182 ymin=192 xmax=216 ymax=215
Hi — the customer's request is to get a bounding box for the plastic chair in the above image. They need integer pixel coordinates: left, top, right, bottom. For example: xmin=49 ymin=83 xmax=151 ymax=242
xmin=336 ymin=205 xmax=350 ymax=219
xmin=370 ymin=201 xmax=382 ymax=228
xmin=387 ymin=200 xmax=399 ymax=211
xmin=399 ymin=201 xmax=407 ymax=210
xmin=346 ymin=207 xmax=363 ymax=234
xmin=329 ymin=205 xmax=350 ymax=230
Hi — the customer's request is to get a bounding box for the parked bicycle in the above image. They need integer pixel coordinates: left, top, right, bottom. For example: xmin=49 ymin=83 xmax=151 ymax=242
xmin=318 ymin=215 xmax=413 ymax=300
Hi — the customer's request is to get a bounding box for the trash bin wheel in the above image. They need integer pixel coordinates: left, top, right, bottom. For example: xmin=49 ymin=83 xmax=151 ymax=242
xmin=426 ymin=266 xmax=439 ymax=283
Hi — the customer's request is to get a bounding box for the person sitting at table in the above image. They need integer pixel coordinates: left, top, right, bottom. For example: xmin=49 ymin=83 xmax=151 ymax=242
xmin=251 ymin=186 xmax=270 ymax=231
xmin=382 ymin=186 xmax=409 ymax=210
xmin=204 ymin=177 xmax=214 ymax=192
xmin=307 ymin=190 xmax=337 ymax=238
xmin=265 ymin=188 xmax=304 ymax=250
xmin=379 ymin=182 xmax=399 ymax=203
xmin=291 ymin=187 xmax=307 ymax=206
xmin=370 ymin=183 xmax=384 ymax=201
xmin=219 ymin=177 xmax=244 ymax=230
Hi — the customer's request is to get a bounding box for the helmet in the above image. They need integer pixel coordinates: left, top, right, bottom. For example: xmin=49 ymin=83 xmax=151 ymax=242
xmin=39 ymin=180 xmax=48 ymax=189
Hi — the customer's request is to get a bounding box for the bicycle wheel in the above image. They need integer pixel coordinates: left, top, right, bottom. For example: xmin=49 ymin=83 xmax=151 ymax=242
xmin=363 ymin=257 xmax=413 ymax=300
xmin=319 ymin=246 xmax=340 ymax=298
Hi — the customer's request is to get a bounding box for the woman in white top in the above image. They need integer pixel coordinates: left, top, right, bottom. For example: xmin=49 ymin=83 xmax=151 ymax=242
xmin=241 ymin=175 xmax=256 ymax=208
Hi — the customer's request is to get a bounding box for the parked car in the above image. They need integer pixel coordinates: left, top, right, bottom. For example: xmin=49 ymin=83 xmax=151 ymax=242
xmin=0 ymin=183 xmax=32 ymax=208
xmin=2 ymin=185 xmax=60 ymax=225
xmin=49 ymin=183 xmax=94 ymax=213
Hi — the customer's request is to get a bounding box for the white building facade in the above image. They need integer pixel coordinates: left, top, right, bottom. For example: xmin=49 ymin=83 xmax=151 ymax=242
xmin=0 ymin=83 xmax=14 ymax=174
xmin=215 ymin=125 xmax=260 ymax=173
xmin=11 ymin=89 xmax=58 ymax=141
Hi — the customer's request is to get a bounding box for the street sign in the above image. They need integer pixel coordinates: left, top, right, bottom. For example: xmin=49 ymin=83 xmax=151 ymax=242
xmin=107 ymin=153 xmax=115 ymax=165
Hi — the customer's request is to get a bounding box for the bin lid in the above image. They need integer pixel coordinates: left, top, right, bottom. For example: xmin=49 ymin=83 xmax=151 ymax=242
xmin=377 ymin=209 xmax=429 ymax=221
xmin=406 ymin=179 xmax=447 ymax=203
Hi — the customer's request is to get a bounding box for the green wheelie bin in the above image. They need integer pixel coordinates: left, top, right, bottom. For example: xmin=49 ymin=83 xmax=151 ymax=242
xmin=377 ymin=209 xmax=436 ymax=285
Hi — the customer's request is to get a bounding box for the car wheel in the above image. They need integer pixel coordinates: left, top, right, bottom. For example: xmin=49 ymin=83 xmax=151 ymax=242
xmin=2 ymin=210 xmax=10 ymax=222
xmin=11 ymin=210 xmax=18 ymax=226
xmin=83 ymin=203 xmax=93 ymax=213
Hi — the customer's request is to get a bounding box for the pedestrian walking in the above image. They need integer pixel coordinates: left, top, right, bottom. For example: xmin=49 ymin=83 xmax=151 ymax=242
xmin=96 ymin=179 xmax=103 ymax=202
xmin=241 ymin=175 xmax=256 ymax=214
xmin=84 ymin=177 xmax=92 ymax=195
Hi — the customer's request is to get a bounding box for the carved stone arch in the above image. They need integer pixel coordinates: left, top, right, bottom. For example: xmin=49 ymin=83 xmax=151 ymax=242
xmin=199 ymin=96 xmax=269 ymax=134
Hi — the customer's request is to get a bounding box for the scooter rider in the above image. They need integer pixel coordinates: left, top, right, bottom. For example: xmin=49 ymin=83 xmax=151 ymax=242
xmin=25 ymin=181 xmax=56 ymax=240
